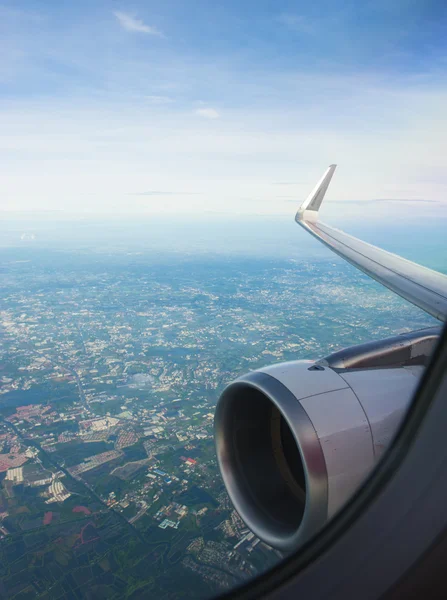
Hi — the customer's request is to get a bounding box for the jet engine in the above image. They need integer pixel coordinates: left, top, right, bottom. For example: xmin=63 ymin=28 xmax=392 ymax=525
xmin=214 ymin=328 xmax=439 ymax=552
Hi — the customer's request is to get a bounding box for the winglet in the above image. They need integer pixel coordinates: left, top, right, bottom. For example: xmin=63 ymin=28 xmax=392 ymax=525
xmin=295 ymin=164 xmax=337 ymax=223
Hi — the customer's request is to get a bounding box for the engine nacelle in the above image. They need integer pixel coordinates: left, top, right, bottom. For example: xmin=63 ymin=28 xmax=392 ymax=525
xmin=214 ymin=329 xmax=439 ymax=552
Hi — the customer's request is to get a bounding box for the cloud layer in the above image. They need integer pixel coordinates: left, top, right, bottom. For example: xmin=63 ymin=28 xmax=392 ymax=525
xmin=0 ymin=2 xmax=446 ymax=219
xmin=114 ymin=11 xmax=164 ymax=37
xmin=195 ymin=108 xmax=220 ymax=119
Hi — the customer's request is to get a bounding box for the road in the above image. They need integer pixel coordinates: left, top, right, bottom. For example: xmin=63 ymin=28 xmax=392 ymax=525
xmin=14 ymin=334 xmax=88 ymax=406
xmin=0 ymin=417 xmax=147 ymax=544
xmin=129 ymin=505 xmax=148 ymax=524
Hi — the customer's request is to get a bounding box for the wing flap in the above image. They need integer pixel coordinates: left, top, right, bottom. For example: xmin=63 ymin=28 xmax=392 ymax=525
xmin=296 ymin=166 xmax=447 ymax=322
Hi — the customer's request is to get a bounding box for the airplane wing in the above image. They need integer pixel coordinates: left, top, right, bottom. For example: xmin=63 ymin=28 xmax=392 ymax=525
xmin=295 ymin=165 xmax=447 ymax=322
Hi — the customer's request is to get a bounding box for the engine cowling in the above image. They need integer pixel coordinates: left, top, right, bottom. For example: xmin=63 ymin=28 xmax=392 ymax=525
xmin=214 ymin=355 xmax=426 ymax=552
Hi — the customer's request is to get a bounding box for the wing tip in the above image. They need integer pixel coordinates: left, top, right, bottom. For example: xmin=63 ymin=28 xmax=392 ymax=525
xmin=296 ymin=164 xmax=337 ymax=223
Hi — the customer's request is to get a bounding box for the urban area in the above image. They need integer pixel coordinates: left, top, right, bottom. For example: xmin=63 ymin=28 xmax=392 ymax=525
xmin=0 ymin=242 xmax=435 ymax=599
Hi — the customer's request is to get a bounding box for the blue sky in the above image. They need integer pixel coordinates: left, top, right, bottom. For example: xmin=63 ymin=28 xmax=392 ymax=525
xmin=1 ymin=0 xmax=446 ymax=217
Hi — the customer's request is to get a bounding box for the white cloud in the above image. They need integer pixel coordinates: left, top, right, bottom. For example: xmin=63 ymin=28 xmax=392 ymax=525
xmin=277 ymin=14 xmax=315 ymax=34
xmin=1 ymin=70 xmax=447 ymax=218
xmin=195 ymin=107 xmax=220 ymax=119
xmin=146 ymin=95 xmax=173 ymax=104
xmin=114 ymin=11 xmax=164 ymax=37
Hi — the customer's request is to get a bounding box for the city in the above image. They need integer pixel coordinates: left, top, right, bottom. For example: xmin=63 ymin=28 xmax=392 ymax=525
xmin=0 ymin=244 xmax=436 ymax=598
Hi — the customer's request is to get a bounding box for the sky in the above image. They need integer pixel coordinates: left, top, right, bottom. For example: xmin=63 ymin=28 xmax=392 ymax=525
xmin=1 ymin=0 xmax=447 ymax=218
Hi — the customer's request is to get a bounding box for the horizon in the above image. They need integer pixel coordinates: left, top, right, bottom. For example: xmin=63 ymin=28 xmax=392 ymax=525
xmin=2 ymin=211 xmax=447 ymax=274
